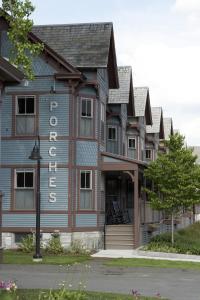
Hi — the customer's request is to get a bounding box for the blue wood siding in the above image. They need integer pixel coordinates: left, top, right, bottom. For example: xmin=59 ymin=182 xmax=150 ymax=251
xmin=76 ymin=141 xmax=98 ymax=166
xmin=76 ymin=214 xmax=97 ymax=227
xmin=41 ymin=168 xmax=68 ymax=210
xmin=0 ymin=168 xmax=11 ymax=210
xmin=2 ymin=214 xmax=68 ymax=227
xmin=1 ymin=94 xmax=12 ymax=137
xmin=39 ymin=94 xmax=69 ymax=136
xmin=2 ymin=140 xmax=69 ymax=164
xmin=5 ymin=77 xmax=67 ymax=93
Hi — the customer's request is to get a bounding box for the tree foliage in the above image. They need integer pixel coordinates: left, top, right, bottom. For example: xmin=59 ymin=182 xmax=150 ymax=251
xmin=1 ymin=0 xmax=43 ymax=79
xmin=144 ymin=133 xmax=200 ymax=243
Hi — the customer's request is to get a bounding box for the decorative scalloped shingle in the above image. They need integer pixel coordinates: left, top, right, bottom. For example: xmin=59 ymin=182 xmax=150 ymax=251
xmin=108 ymin=66 xmax=132 ymax=103
xmin=32 ymin=23 xmax=113 ymax=68
xmin=134 ymin=87 xmax=149 ymax=117
xmin=146 ymin=107 xmax=162 ymax=134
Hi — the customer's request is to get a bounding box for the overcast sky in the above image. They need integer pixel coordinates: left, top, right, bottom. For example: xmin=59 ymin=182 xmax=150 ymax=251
xmin=2 ymin=0 xmax=200 ymax=145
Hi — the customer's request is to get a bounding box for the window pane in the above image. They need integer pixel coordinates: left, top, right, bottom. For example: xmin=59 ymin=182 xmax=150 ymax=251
xmin=26 ymin=98 xmax=34 ymax=114
xmin=81 ymin=172 xmax=85 ymax=188
xmin=24 ymin=190 xmax=34 ymax=209
xmin=25 ymin=172 xmax=33 ymax=187
xmin=85 ymin=172 xmax=90 ymax=189
xmin=129 ymin=138 xmax=135 ymax=148
xmin=16 ymin=116 xmax=35 ymax=135
xmin=80 ymin=190 xmax=92 ymax=209
xmin=16 ymin=116 xmax=26 ymax=134
xmin=18 ymin=98 xmax=25 ymax=114
xmin=87 ymin=100 xmax=91 ymax=117
xmin=80 ymin=118 xmax=92 ymax=137
xmin=108 ymin=127 xmax=116 ymax=140
xmin=15 ymin=190 xmax=34 ymax=209
xmin=17 ymin=172 xmax=24 ymax=187
xmin=25 ymin=117 xmax=35 ymax=134
xmin=81 ymin=99 xmax=87 ymax=116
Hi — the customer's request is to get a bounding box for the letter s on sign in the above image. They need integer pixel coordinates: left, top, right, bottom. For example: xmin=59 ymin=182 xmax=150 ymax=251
xmin=49 ymin=192 xmax=56 ymax=203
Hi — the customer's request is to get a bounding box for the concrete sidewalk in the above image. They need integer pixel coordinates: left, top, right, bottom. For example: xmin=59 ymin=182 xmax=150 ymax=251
xmin=92 ymin=249 xmax=200 ymax=262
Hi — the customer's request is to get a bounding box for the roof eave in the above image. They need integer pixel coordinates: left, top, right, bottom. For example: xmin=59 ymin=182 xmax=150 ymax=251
xmin=0 ymin=57 xmax=24 ymax=82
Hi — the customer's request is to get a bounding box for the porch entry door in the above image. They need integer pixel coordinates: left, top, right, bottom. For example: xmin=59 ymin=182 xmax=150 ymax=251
xmin=106 ymin=178 xmax=120 ymax=206
xmin=106 ymin=178 xmax=120 ymax=224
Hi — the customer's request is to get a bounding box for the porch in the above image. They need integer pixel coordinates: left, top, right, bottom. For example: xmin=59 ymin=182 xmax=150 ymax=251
xmin=101 ymin=152 xmax=145 ymax=249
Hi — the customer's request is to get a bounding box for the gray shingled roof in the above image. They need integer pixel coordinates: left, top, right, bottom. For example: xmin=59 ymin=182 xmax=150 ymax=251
xmin=109 ymin=66 xmax=132 ymax=104
xmin=146 ymin=107 xmax=163 ymax=134
xmin=32 ymin=23 xmax=113 ymax=68
xmin=163 ymin=117 xmax=173 ymax=140
xmin=134 ymin=87 xmax=149 ymax=117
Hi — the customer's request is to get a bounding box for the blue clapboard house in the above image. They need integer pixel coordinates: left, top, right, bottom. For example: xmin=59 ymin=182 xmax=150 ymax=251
xmin=0 ymin=16 xmax=174 ymax=249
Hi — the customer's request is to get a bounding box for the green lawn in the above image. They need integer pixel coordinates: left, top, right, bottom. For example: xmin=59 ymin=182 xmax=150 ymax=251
xmin=0 ymin=289 xmax=166 ymax=300
xmin=105 ymin=257 xmax=200 ymax=270
xmin=3 ymin=250 xmax=90 ymax=265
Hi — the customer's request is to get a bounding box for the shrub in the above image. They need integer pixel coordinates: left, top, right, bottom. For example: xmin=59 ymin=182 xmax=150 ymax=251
xmin=45 ymin=234 xmax=64 ymax=255
xmin=67 ymin=240 xmax=89 ymax=256
xmin=19 ymin=234 xmax=34 ymax=253
xmin=39 ymin=286 xmax=87 ymax=300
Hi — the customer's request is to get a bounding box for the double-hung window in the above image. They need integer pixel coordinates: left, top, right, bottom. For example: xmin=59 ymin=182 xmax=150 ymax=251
xmin=108 ymin=126 xmax=117 ymax=140
xmin=127 ymin=137 xmax=137 ymax=159
xmin=128 ymin=137 xmax=136 ymax=149
xmin=80 ymin=170 xmax=93 ymax=210
xmin=80 ymin=98 xmax=93 ymax=137
xmin=16 ymin=96 xmax=35 ymax=135
xmin=145 ymin=149 xmax=152 ymax=160
xmin=15 ymin=170 xmax=35 ymax=210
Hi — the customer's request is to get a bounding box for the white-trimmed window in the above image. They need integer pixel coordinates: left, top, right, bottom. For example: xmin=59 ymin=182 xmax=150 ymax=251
xmin=145 ymin=149 xmax=152 ymax=160
xmin=108 ymin=126 xmax=117 ymax=140
xmin=80 ymin=170 xmax=93 ymax=209
xmin=80 ymin=98 xmax=93 ymax=136
xmin=128 ymin=137 xmax=136 ymax=149
xmin=16 ymin=96 xmax=35 ymax=135
xmin=81 ymin=98 xmax=93 ymax=118
xmin=14 ymin=170 xmax=35 ymax=210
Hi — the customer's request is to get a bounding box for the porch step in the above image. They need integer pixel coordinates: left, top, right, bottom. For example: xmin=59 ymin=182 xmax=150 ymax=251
xmin=106 ymin=235 xmax=134 ymax=242
xmin=105 ymin=243 xmax=134 ymax=250
xmin=105 ymin=225 xmax=135 ymax=250
xmin=106 ymin=225 xmax=133 ymax=234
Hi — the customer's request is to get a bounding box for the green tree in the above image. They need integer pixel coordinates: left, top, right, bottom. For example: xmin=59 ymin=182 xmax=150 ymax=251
xmin=1 ymin=0 xmax=43 ymax=79
xmin=144 ymin=133 xmax=200 ymax=244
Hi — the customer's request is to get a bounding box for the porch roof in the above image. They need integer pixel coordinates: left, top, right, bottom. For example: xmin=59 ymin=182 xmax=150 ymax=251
xmin=101 ymin=151 xmax=146 ymax=171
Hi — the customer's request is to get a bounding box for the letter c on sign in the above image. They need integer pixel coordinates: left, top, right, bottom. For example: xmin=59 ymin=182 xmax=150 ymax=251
xmin=49 ymin=146 xmax=56 ymax=157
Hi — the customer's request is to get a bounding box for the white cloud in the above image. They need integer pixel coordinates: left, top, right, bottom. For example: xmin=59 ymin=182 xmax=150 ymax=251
xmin=173 ymin=0 xmax=200 ymax=13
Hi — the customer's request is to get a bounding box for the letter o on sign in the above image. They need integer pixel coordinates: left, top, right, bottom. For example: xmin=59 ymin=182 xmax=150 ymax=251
xmin=50 ymin=116 xmax=58 ymax=127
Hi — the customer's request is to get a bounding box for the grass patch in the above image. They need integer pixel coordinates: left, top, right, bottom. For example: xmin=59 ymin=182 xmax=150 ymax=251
xmin=3 ymin=250 xmax=90 ymax=265
xmin=1 ymin=289 xmax=165 ymax=300
xmin=105 ymin=257 xmax=200 ymax=270
xmin=144 ymin=221 xmax=200 ymax=255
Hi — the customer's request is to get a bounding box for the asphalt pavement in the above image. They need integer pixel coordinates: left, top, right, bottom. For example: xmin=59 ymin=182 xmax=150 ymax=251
xmin=0 ymin=259 xmax=199 ymax=300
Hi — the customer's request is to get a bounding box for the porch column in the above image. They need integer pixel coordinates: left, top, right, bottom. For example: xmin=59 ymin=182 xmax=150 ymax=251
xmin=134 ymin=167 xmax=140 ymax=248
